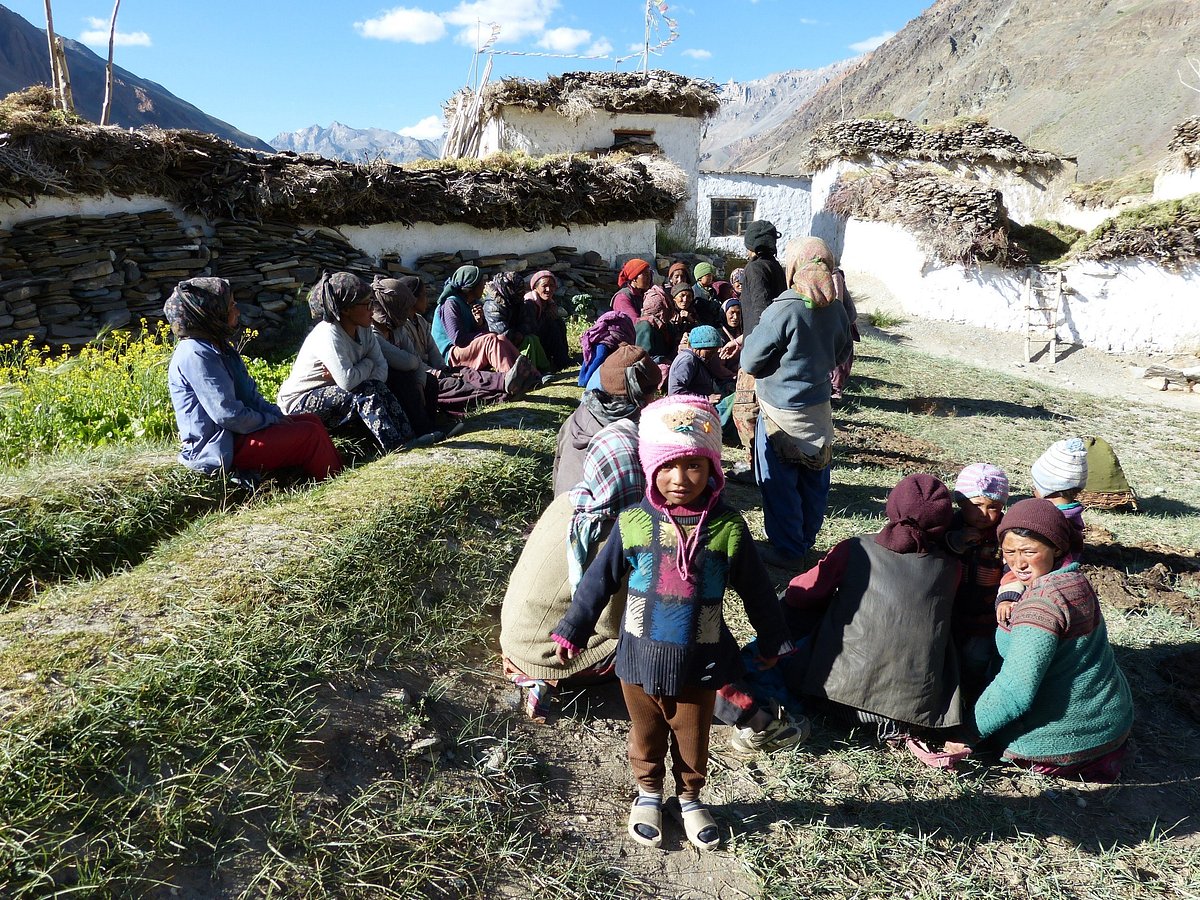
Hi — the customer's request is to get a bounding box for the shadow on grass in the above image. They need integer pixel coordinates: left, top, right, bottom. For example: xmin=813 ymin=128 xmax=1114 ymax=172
xmin=1087 ymin=540 xmax=1200 ymax=575
xmin=853 ymin=393 xmax=1073 ymax=421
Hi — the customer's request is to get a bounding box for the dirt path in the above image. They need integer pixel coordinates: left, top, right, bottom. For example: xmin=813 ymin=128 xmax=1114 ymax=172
xmin=848 ymin=271 xmax=1200 ymax=413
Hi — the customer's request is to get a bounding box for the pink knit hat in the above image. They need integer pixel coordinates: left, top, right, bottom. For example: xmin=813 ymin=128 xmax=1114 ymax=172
xmin=953 ymin=463 xmax=1010 ymax=503
xmin=638 ymin=395 xmax=724 ymax=511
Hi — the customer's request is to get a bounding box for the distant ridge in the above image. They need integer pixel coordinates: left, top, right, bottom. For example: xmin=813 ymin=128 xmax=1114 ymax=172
xmin=728 ymin=0 xmax=1200 ymax=181
xmin=270 ymin=122 xmax=442 ymax=165
xmin=0 ymin=3 xmax=272 ymax=152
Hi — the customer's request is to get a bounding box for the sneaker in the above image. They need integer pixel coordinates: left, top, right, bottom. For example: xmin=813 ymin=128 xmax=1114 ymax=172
xmin=444 ymin=420 xmax=467 ymax=439
xmin=405 ymin=432 xmax=438 ymax=450
xmin=729 ymin=708 xmax=811 ymax=754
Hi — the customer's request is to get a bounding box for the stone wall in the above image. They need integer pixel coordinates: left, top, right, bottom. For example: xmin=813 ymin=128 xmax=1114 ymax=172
xmin=0 ymin=199 xmax=650 ymax=347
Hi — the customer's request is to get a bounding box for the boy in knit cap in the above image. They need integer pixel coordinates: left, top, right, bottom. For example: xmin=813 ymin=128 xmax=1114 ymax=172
xmin=996 ymin=438 xmax=1089 ymax=625
xmin=668 ymin=325 xmax=735 ymax=426
xmin=552 ymin=396 xmax=792 ymax=851
xmin=944 ymin=463 xmax=1009 ymax=689
xmin=691 ymin=262 xmax=723 ymax=326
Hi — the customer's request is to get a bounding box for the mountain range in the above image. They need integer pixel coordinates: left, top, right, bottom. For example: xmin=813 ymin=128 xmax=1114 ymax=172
xmin=0 ymin=3 xmax=271 ymax=152
xmin=725 ymin=0 xmax=1200 ymax=181
xmin=269 ymin=122 xmax=441 ymax=165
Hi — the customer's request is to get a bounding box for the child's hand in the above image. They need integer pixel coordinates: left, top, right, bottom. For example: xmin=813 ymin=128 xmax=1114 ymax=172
xmin=996 ymin=600 xmax=1014 ymax=626
xmin=553 ymin=644 xmax=576 ymax=664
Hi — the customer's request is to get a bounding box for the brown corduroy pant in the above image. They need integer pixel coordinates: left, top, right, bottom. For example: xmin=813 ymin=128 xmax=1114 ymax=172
xmin=731 ymin=370 xmax=758 ymax=461
xmin=621 ymin=680 xmax=717 ymax=800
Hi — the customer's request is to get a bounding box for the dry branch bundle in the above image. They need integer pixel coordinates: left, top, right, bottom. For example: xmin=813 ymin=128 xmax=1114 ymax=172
xmin=1166 ymin=116 xmax=1200 ymax=171
xmin=806 ymin=118 xmax=1063 ymax=172
xmin=480 ymin=69 xmax=720 ymax=120
xmin=825 ymin=167 xmax=1020 ymax=267
xmin=1075 ymin=195 xmax=1200 ymax=269
xmin=0 ymin=101 xmax=684 ymax=229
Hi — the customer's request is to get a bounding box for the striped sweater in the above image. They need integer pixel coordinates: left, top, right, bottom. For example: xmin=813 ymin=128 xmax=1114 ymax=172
xmin=975 ymin=565 xmax=1132 ymax=764
xmin=554 ymin=498 xmax=789 ymax=697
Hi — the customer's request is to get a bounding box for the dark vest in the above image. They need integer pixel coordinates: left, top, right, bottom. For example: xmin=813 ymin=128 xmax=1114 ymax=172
xmin=803 ymin=536 xmax=964 ymax=728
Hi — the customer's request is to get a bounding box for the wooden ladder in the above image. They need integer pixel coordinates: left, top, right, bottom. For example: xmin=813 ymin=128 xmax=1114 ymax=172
xmin=1023 ymin=267 xmax=1064 ymax=364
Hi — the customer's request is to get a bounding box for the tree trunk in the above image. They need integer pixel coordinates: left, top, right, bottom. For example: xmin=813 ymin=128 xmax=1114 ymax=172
xmin=101 ymin=0 xmax=121 ymax=125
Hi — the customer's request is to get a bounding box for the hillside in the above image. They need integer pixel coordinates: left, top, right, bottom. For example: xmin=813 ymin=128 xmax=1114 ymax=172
xmin=700 ymin=60 xmax=855 ymax=172
xmin=270 ymin=121 xmax=441 ymax=164
xmin=730 ymin=0 xmax=1200 ymax=180
xmin=0 ymin=3 xmax=271 ymax=152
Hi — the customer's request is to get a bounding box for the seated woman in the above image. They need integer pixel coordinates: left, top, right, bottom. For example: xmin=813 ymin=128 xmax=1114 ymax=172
xmin=667 ymin=325 xmax=735 ymax=428
xmin=633 ymin=285 xmax=678 ymax=383
xmin=432 ymin=265 xmax=538 ymax=391
xmin=783 ymin=474 xmax=968 ymax=764
xmin=368 ymin=277 xmax=443 ymax=439
xmin=578 ymin=310 xmax=636 ymax=388
xmin=277 ymin=272 xmax=432 ymax=453
xmin=502 ymin=409 xmax=808 ymax=751
xmin=552 ymin=344 xmax=661 ymax=496
xmin=524 ymin=270 xmax=572 ymax=372
xmin=719 ymin=297 xmax=743 ymax=370
xmin=483 ymin=271 xmax=550 ymax=374
xmin=666 ymin=261 xmax=689 ymax=291
xmin=397 ymin=275 xmax=516 ymax=418
xmin=975 ymin=499 xmax=1133 ymax=782
xmin=166 ymin=277 xmax=341 ymax=481
xmin=669 ymin=282 xmax=702 ymax=337
xmin=611 ymin=258 xmax=653 ymax=321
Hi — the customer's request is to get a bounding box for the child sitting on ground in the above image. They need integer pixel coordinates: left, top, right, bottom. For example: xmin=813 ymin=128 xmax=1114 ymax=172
xmin=996 ymin=437 xmax=1089 ymax=625
xmin=552 ymin=396 xmax=792 ymax=851
xmin=944 ymin=463 xmax=1008 ymax=691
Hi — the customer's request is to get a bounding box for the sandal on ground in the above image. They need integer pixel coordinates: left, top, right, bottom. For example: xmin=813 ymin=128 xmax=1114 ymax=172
xmin=668 ymin=797 xmax=721 ymax=851
xmin=905 ymin=737 xmax=973 ymax=770
xmin=627 ymin=794 xmax=663 ymax=849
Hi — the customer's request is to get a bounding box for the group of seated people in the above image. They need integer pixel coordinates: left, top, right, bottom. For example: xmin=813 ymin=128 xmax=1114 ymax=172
xmin=165 ymin=265 xmax=573 ymax=481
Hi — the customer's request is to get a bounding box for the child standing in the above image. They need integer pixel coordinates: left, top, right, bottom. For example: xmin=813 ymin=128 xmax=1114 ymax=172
xmin=552 ymin=396 xmax=792 ymax=851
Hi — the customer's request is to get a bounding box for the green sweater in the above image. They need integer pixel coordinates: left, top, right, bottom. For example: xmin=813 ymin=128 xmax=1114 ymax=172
xmin=975 ymin=565 xmax=1132 ymax=764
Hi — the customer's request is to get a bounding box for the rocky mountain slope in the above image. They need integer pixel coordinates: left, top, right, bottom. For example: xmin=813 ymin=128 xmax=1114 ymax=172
xmin=700 ymin=60 xmax=855 ymax=171
xmin=0 ymin=4 xmax=271 ymax=151
xmin=270 ymin=122 xmax=441 ymax=164
xmin=729 ymin=0 xmax=1200 ymax=181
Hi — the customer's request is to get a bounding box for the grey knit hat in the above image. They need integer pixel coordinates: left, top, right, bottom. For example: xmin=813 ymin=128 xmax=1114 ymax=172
xmin=1031 ymin=438 xmax=1089 ymax=496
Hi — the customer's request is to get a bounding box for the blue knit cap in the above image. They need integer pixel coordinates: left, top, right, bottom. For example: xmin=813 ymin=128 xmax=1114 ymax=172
xmin=688 ymin=325 xmax=722 ymax=349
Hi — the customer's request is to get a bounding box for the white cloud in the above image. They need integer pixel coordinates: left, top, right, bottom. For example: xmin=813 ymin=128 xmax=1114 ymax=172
xmin=444 ymin=0 xmax=559 ymax=46
xmin=585 ymin=38 xmax=613 ymax=56
xmin=682 ymin=48 xmax=711 ymax=60
xmin=354 ymin=7 xmax=447 ymax=43
xmin=538 ymin=26 xmax=590 ymax=53
xmin=849 ymin=30 xmax=895 ymax=53
xmin=399 ymin=115 xmax=445 ymax=140
xmin=80 ymin=17 xmax=151 ymax=47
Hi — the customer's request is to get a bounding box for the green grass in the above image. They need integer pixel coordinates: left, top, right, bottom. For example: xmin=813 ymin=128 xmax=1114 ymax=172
xmin=1067 ymin=171 xmax=1157 ymax=209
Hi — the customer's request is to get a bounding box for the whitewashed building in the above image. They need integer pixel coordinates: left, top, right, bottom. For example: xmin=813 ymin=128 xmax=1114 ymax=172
xmin=694 ymin=170 xmax=812 ymax=253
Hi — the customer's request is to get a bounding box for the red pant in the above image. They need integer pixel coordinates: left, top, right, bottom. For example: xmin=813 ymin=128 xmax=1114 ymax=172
xmin=233 ymin=413 xmax=342 ymax=479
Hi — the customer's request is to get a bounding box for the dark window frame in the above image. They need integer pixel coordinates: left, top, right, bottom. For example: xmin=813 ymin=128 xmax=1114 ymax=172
xmin=710 ymin=198 xmax=757 ymax=238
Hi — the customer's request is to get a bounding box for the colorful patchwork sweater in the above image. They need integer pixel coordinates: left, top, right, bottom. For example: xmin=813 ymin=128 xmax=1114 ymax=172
xmin=554 ymin=498 xmax=790 ymax=697
xmin=975 ymin=565 xmax=1133 ymax=764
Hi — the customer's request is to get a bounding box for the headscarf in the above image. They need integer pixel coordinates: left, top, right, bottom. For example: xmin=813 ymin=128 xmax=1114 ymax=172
xmin=438 ymin=264 xmax=484 ymax=305
xmin=581 ymin=310 xmax=636 ymax=368
xmin=397 ymin=275 xmax=426 ymax=302
xmin=488 ymin=271 xmax=525 ymax=303
xmin=617 ymin=258 xmax=651 ymax=289
xmin=712 ymin=280 xmax=735 ymax=302
xmin=528 ymin=270 xmax=559 ymax=292
xmin=874 ymin=473 xmax=953 ymax=554
xmin=667 ymin=261 xmax=689 ymax=282
xmin=369 ymin=277 xmax=417 ymax=332
xmin=784 ymin=237 xmax=838 ymax=309
xmin=744 ymin=220 xmax=781 ymax=255
xmin=163 ymin=277 xmax=236 ymax=343
xmin=308 ymin=271 xmax=370 ymax=324
xmin=638 ymin=285 xmax=671 ymax=328
xmin=693 ymin=262 xmax=716 ymax=281
xmin=730 ymin=267 xmax=746 ymax=290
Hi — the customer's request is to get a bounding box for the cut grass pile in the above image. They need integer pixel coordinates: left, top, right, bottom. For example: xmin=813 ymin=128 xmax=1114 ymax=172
xmin=0 ymin=331 xmax=1197 ymax=898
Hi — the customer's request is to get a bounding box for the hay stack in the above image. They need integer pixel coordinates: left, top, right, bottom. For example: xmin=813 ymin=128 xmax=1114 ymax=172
xmin=481 ymin=70 xmax=720 ymax=120
xmin=825 ymin=167 xmax=1020 ymax=267
xmin=806 ymin=118 xmax=1063 ymax=172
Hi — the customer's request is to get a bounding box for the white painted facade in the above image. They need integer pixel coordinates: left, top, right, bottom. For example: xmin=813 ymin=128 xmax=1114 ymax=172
xmin=839 ymin=218 xmax=1200 ymax=355
xmin=1 ymin=194 xmax=203 ymax=230
xmin=479 ymin=108 xmax=701 ymax=242
xmin=694 ymin=171 xmax=812 ymax=253
xmin=342 ymin=218 xmax=656 ymax=269
xmin=1153 ymin=167 xmax=1200 ymax=202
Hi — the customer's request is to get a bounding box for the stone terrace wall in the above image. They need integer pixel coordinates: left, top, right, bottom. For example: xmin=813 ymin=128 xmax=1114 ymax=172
xmin=0 ymin=203 xmax=636 ymax=346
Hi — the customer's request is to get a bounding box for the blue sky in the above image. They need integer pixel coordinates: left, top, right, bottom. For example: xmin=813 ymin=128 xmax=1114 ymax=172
xmin=7 ymin=1 xmax=930 ymax=143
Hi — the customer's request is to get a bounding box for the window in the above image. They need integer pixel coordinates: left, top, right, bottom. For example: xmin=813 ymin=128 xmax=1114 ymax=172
xmin=611 ymin=128 xmax=657 ymax=150
xmin=710 ymin=198 xmax=756 ymax=238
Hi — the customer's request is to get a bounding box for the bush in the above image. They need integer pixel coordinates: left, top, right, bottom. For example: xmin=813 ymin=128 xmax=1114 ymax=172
xmin=0 ymin=325 xmax=291 ymax=469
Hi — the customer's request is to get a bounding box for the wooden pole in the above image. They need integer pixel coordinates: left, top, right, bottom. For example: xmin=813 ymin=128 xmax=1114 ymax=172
xmin=101 ymin=0 xmax=121 ymax=125
xmin=42 ymin=0 xmax=61 ymax=104
xmin=54 ymin=37 xmax=75 ymax=113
